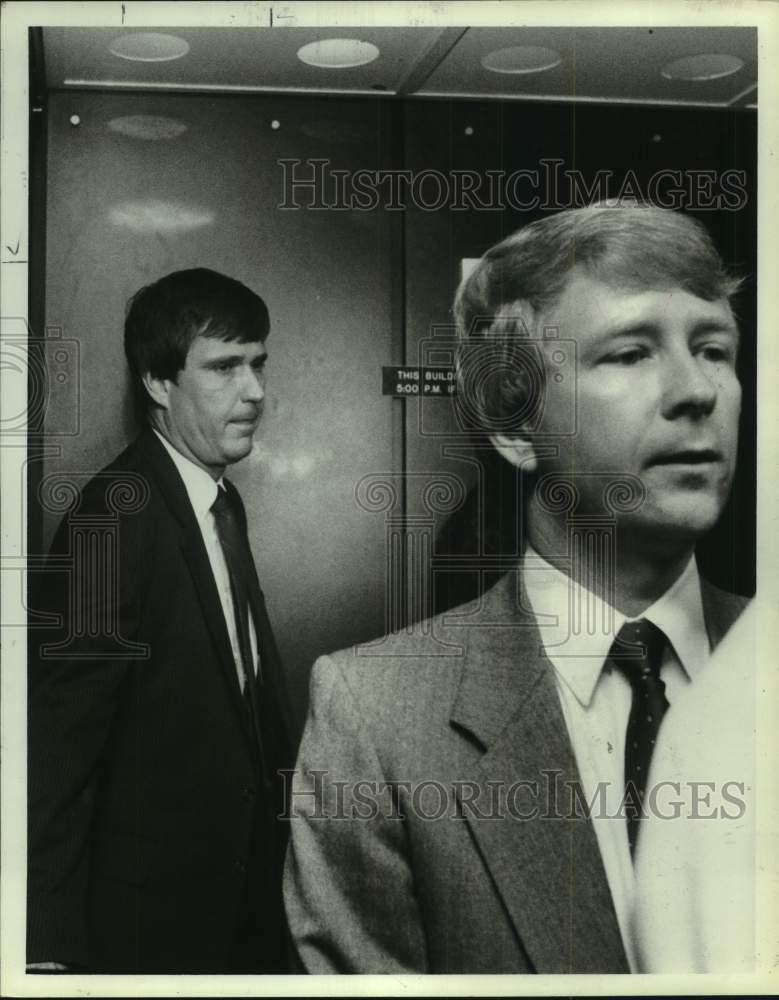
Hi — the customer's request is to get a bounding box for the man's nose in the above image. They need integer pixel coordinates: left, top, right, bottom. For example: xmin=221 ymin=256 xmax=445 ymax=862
xmin=660 ymin=350 xmax=717 ymax=420
xmin=241 ymin=366 xmax=265 ymax=402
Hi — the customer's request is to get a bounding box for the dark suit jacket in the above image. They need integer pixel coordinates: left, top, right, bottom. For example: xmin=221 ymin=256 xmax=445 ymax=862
xmin=28 ymin=428 xmax=292 ymax=973
xmin=283 ymin=568 xmax=747 ymax=974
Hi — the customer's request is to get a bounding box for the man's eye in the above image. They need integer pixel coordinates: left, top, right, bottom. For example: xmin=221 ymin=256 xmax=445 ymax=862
xmin=604 ymin=348 xmax=647 ymax=366
xmin=699 ymin=344 xmax=734 ymax=364
xmin=214 ymin=362 xmax=234 ymax=373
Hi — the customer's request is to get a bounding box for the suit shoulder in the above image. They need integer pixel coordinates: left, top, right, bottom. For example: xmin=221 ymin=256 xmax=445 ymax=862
xmin=325 ymin=595 xmax=479 ymax=666
xmin=310 ymin=595 xmax=482 ymax=712
xmin=63 ymin=436 xmax=150 ymax=505
xmin=47 ymin=435 xmax=162 ymax=555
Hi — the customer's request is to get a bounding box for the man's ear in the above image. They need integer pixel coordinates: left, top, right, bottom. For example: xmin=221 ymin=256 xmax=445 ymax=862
xmin=489 ymin=431 xmax=538 ymax=472
xmin=141 ymin=372 xmax=171 ymax=410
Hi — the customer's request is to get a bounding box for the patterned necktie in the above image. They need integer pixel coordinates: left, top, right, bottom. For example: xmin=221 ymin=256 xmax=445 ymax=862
xmin=210 ymin=485 xmax=258 ymax=702
xmin=607 ymin=618 xmax=669 ymax=855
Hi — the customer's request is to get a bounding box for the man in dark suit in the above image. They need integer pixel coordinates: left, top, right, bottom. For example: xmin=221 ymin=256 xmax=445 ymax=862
xmin=283 ymin=204 xmax=749 ymax=973
xmin=28 ymin=268 xmax=292 ymax=973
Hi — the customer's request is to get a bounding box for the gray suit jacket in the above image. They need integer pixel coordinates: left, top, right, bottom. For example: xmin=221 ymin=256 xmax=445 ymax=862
xmin=283 ymin=569 xmax=747 ymax=974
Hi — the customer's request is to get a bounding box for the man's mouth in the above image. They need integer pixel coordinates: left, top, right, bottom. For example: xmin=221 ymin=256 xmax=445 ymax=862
xmin=648 ymin=448 xmax=722 ymax=467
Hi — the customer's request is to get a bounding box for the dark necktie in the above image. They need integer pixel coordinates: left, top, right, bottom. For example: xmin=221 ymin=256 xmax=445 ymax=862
xmin=607 ymin=618 xmax=669 ymax=855
xmin=210 ymin=485 xmax=259 ymax=702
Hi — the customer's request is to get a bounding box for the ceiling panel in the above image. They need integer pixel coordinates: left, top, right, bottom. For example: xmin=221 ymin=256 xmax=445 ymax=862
xmin=43 ymin=26 xmax=446 ymax=95
xmin=42 ymin=24 xmax=757 ymax=108
xmin=422 ymin=26 xmax=757 ymax=106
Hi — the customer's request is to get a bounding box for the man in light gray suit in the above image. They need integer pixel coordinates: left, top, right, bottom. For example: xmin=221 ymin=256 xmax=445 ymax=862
xmin=283 ymin=204 xmax=749 ymax=973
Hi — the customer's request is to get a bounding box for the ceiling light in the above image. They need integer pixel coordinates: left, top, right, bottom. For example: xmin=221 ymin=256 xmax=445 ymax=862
xmin=109 ymin=33 xmax=190 ymax=63
xmin=661 ymin=53 xmax=743 ymax=81
xmin=482 ymin=46 xmax=562 ymax=75
xmin=107 ymin=115 xmax=188 ymax=140
xmin=297 ymin=39 xmax=379 ymax=69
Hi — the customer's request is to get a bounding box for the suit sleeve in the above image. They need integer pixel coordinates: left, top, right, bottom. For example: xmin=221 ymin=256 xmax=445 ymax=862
xmin=27 ymin=500 xmax=147 ymax=966
xmin=283 ymin=655 xmax=429 ymax=973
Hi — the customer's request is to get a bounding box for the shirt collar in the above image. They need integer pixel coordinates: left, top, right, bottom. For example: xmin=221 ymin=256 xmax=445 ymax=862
xmin=522 ymin=545 xmax=707 ymax=708
xmin=642 ymin=553 xmax=708 ymax=684
xmin=152 ymin=428 xmax=224 ymax=522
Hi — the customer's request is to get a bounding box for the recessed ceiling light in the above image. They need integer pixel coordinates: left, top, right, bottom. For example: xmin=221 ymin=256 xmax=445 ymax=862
xmin=109 ymin=33 xmax=190 ymax=63
xmin=482 ymin=46 xmax=562 ymax=75
xmin=661 ymin=53 xmax=743 ymax=81
xmin=297 ymin=39 xmax=379 ymax=69
xmin=107 ymin=115 xmax=188 ymax=140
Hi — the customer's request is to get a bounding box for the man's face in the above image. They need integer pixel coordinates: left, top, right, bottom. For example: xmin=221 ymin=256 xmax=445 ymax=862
xmin=156 ymin=335 xmax=267 ymax=477
xmin=529 ymin=269 xmax=741 ymax=546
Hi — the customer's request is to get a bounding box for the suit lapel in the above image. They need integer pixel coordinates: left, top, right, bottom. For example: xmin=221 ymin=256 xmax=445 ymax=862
xmin=138 ymin=430 xmax=257 ymax=751
xmin=449 ymin=570 xmax=629 ymax=974
xmin=223 ymin=479 xmax=294 ymax=751
xmin=700 ymin=577 xmax=749 ymax=650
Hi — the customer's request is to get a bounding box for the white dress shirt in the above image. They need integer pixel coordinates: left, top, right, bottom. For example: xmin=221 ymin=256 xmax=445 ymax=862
xmin=522 ymin=545 xmax=710 ymax=971
xmin=153 ymin=429 xmax=258 ymax=689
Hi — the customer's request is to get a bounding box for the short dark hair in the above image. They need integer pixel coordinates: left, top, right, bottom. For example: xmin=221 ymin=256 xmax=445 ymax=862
xmin=454 ymin=204 xmax=741 ymax=435
xmin=124 ymin=268 xmax=270 ymax=413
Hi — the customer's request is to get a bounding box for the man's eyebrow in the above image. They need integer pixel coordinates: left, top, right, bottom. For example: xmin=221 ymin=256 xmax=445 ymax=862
xmin=202 ymin=354 xmax=244 ymax=365
xmin=589 ymin=321 xmax=660 ymax=343
xmin=592 ymin=317 xmax=740 ymax=344
xmin=202 ymin=351 xmax=267 ymax=366
xmin=690 ymin=319 xmax=741 ymax=340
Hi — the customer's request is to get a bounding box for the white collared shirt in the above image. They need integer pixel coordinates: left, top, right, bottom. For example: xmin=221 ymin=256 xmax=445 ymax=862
xmin=522 ymin=546 xmax=710 ymax=972
xmin=153 ymin=429 xmax=258 ymax=689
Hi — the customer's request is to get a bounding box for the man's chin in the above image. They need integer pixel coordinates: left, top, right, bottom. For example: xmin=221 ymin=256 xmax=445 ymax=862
xmin=222 ymin=439 xmax=255 ymax=466
xmin=620 ymin=499 xmax=724 ymax=547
